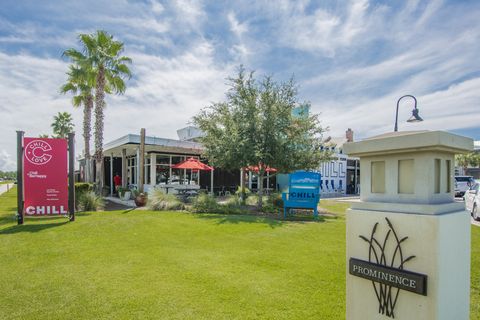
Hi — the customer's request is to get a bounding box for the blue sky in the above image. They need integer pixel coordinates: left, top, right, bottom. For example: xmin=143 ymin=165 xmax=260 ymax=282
xmin=1 ymin=0 xmax=479 ymax=171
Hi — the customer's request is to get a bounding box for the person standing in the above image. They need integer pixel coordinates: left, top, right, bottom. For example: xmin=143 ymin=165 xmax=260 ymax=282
xmin=113 ymin=173 xmax=122 ymax=193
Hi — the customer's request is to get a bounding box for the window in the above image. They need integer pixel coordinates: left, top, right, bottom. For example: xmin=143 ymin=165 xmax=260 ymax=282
xmin=398 ymin=159 xmax=414 ymax=194
xmin=446 ymin=160 xmax=451 ymax=193
xmin=371 ymin=161 xmax=385 ymax=193
xmin=434 ymin=159 xmax=440 ymax=194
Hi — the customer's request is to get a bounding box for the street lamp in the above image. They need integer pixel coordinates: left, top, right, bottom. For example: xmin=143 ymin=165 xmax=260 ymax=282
xmin=394 ymin=95 xmax=423 ymax=132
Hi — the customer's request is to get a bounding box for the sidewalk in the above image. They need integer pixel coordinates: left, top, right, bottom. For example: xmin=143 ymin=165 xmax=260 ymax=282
xmin=0 ymin=183 xmax=13 ymax=195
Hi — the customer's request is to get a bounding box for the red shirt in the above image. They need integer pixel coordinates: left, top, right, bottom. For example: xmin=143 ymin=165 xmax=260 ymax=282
xmin=114 ymin=175 xmax=122 ymax=186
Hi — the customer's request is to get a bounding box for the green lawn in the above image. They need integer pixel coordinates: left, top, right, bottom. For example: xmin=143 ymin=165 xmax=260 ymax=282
xmin=0 ymin=180 xmax=14 ymax=184
xmin=0 ymin=189 xmax=478 ymax=319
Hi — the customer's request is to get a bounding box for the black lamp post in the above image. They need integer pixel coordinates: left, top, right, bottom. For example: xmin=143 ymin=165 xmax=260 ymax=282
xmin=394 ymin=94 xmax=423 ymax=132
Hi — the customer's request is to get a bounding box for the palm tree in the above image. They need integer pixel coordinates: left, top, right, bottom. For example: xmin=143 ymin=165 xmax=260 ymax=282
xmin=64 ymin=30 xmax=132 ymax=192
xmin=51 ymin=112 xmax=75 ymax=139
xmin=60 ymin=64 xmax=95 ymax=182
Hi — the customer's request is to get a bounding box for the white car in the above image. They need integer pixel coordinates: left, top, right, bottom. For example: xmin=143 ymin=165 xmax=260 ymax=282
xmin=455 ymin=176 xmax=475 ymax=197
xmin=465 ymin=183 xmax=479 ymax=221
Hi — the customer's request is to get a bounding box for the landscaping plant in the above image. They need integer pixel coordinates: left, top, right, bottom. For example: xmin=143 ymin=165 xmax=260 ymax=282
xmin=77 ymin=191 xmax=104 ymax=211
xmin=147 ymin=189 xmax=184 ymax=211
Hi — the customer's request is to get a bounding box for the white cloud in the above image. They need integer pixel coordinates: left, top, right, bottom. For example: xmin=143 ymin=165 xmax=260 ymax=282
xmin=116 ymin=41 xmax=233 ymax=138
xmin=0 ymin=150 xmax=15 ymax=172
xmin=316 ymin=77 xmax=480 ymax=140
xmin=227 ymin=12 xmax=248 ymax=38
xmin=171 ymin=0 xmax=205 ymax=31
xmin=100 ymin=16 xmax=170 ymax=34
xmin=150 ymin=0 xmax=165 ymax=14
xmin=0 ymin=39 xmax=235 ymax=166
xmin=0 ymin=0 xmax=479 ymax=172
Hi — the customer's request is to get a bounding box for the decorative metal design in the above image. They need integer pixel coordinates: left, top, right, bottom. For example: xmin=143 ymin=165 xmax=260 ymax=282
xmin=359 ymin=217 xmax=416 ymax=318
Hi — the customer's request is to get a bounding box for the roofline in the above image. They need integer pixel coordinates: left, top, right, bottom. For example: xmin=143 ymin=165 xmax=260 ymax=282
xmin=103 ymin=134 xmax=204 ymax=153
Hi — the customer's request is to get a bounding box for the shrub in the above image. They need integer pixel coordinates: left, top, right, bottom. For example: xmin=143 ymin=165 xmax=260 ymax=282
xmin=245 ymin=194 xmax=258 ymax=206
xmin=75 ymin=182 xmax=93 ymax=195
xmin=267 ymin=192 xmax=284 ymax=208
xmin=235 ymin=186 xmax=251 ymax=196
xmin=77 ymin=192 xmax=104 ymax=211
xmin=75 ymin=183 xmax=94 ymax=208
xmin=190 ymin=193 xmax=221 ymax=213
xmin=147 ymin=189 xmax=184 ymax=211
xmin=224 ymin=194 xmax=243 ymax=206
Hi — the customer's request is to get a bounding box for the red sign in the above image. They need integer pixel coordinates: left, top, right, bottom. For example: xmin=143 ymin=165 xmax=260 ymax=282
xmin=23 ymin=137 xmax=68 ymax=216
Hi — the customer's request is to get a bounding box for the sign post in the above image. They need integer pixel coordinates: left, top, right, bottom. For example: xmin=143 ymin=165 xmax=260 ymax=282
xmin=68 ymin=132 xmax=75 ymax=221
xmin=343 ymin=131 xmax=473 ymax=320
xmin=16 ymin=131 xmax=75 ymax=223
xmin=16 ymin=131 xmax=24 ymax=225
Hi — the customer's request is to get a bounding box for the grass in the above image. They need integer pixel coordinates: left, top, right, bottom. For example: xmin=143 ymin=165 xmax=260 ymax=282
xmin=0 ymin=187 xmax=478 ymax=319
xmin=0 ymin=180 xmax=14 ymax=184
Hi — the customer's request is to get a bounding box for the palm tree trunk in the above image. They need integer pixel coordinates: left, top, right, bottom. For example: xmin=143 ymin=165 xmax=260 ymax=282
xmin=94 ymin=66 xmax=106 ymax=193
xmin=84 ymin=95 xmax=93 ymax=183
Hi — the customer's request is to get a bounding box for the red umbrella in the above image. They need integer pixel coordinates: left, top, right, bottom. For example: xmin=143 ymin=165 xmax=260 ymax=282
xmin=172 ymin=158 xmax=213 ymax=171
xmin=172 ymin=158 xmax=214 ymax=193
xmin=245 ymin=165 xmax=277 ymax=173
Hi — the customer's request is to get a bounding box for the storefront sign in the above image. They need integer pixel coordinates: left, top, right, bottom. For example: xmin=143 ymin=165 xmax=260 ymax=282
xmin=23 ymin=138 xmax=68 ymax=215
xmin=349 ymin=258 xmax=427 ymax=295
xmin=351 ymin=217 xmax=428 ymax=318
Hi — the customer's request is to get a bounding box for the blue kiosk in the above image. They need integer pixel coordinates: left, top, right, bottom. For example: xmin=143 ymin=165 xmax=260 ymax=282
xmin=282 ymin=171 xmax=322 ymax=219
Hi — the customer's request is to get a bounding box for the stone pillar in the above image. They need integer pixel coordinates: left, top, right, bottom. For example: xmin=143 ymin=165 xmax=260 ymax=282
xmin=343 ymin=131 xmax=473 ymax=320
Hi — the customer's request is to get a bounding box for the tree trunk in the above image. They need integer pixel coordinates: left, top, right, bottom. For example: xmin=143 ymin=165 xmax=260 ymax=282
xmin=240 ymin=168 xmax=246 ymax=202
xmin=84 ymin=95 xmax=93 ymax=183
xmin=257 ymin=171 xmax=264 ymax=210
xmin=94 ymin=66 xmax=106 ymax=193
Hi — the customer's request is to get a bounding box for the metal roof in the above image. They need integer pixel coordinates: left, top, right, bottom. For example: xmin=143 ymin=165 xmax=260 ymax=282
xmin=103 ymin=134 xmax=204 ymax=157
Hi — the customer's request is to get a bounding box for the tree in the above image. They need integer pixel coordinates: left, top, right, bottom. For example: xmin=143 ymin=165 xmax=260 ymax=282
xmin=64 ymin=30 xmax=132 ymax=191
xmin=194 ymin=67 xmax=331 ymax=209
xmin=60 ymin=64 xmax=95 ymax=183
xmin=456 ymin=152 xmax=480 ymax=173
xmin=51 ymin=112 xmax=74 ymax=139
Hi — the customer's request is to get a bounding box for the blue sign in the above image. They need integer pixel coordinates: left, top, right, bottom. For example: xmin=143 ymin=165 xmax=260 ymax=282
xmin=282 ymin=171 xmax=321 ymax=218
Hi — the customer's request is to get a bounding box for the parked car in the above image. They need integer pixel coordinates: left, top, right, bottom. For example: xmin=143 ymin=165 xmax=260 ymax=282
xmin=465 ymin=183 xmax=480 ymax=221
xmin=455 ymin=176 xmax=475 ymax=197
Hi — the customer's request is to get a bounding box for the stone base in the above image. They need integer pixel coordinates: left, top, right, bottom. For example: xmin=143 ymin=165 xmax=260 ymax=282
xmin=346 ymin=208 xmax=470 ymax=320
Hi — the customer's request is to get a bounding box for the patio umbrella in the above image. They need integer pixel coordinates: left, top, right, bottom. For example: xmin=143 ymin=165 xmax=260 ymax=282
xmin=245 ymin=165 xmax=277 ymax=173
xmin=172 ymin=158 xmax=214 ymax=194
xmin=245 ymin=165 xmax=277 ymax=192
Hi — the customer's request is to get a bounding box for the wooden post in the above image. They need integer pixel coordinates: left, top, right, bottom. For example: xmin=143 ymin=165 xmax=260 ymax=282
xmin=139 ymin=128 xmax=145 ymax=193
xmin=16 ymin=131 xmax=24 ymax=225
xmin=122 ymin=148 xmax=127 ymax=188
xmin=150 ymin=153 xmax=156 ymax=186
xmin=210 ymin=168 xmax=214 ymax=196
xmin=68 ymin=132 xmax=75 ymax=221
xmin=110 ymin=153 xmax=114 ymax=196
xmin=267 ymin=171 xmax=270 ymax=195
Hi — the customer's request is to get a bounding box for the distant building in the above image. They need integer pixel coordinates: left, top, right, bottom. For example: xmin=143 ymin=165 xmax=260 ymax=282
xmin=277 ymin=128 xmax=360 ymax=196
xmin=176 ymin=126 xmax=204 ymax=142
xmin=319 ymin=128 xmax=359 ymax=196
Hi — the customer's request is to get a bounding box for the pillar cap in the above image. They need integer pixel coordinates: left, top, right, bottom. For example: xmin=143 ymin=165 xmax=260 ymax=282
xmin=343 ymin=130 xmax=473 ymax=157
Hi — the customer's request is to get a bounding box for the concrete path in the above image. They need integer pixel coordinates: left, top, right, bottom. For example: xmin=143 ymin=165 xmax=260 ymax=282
xmin=0 ymin=183 xmax=13 ymax=196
